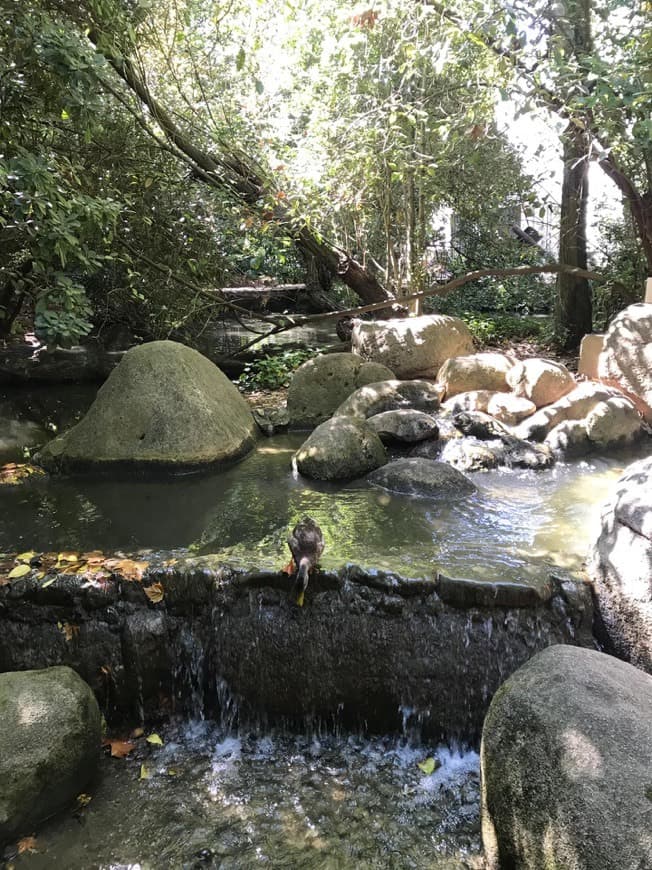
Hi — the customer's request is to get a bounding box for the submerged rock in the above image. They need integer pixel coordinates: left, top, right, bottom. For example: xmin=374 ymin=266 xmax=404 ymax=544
xmin=366 ymin=409 xmax=439 ymax=443
xmin=588 ymin=456 xmax=652 ymax=674
xmin=36 ymin=341 xmax=258 ymax=472
xmin=287 ymin=353 xmax=394 ymax=427
xmin=368 ymin=457 xmax=477 ymax=497
xmin=351 ymin=315 xmax=474 ymax=379
xmin=0 ymin=666 xmax=101 ymax=843
xmin=481 ymin=646 xmax=652 ymax=870
xmin=294 ymin=416 xmax=386 ymax=480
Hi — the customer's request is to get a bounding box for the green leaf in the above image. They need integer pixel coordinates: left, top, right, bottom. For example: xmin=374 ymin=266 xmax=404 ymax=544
xmin=417 ymin=757 xmax=440 ymax=775
xmin=146 ymin=733 xmax=163 ymax=746
xmin=236 ymin=46 xmax=246 ymax=71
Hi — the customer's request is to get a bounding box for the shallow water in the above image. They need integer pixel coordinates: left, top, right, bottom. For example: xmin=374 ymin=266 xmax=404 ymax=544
xmin=9 ymin=723 xmax=483 ymax=870
xmin=0 ymin=384 xmax=647 ymax=581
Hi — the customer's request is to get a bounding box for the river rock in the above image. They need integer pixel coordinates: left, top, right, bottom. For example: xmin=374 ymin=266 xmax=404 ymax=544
xmin=351 ymin=315 xmax=474 ymax=379
xmin=0 ymin=666 xmax=101 ymax=843
xmin=294 ymin=416 xmax=386 ymax=481
xmin=437 ymin=352 xmax=515 ymax=398
xmin=514 ymin=382 xmax=627 ymax=442
xmin=287 ymin=353 xmax=394 ymax=427
xmin=334 ymin=379 xmax=442 ymax=419
xmin=598 ymin=302 xmax=652 ymax=421
xmin=507 ymin=358 xmax=576 ymax=408
xmin=584 ymin=395 xmax=644 ymax=447
xmin=486 ymin=392 xmax=536 ymax=425
xmin=452 ymin=411 xmax=509 ymax=440
xmin=435 ymin=435 xmax=552 ymax=472
xmin=441 ymin=389 xmax=496 ymax=414
xmin=481 ymin=645 xmax=652 ymax=870
xmin=368 ymin=458 xmax=477 ymax=497
xmin=36 ymin=341 xmax=258 ymax=471
xmin=588 ymin=456 xmax=652 ymax=673
xmin=366 ymin=409 xmax=439 ymax=443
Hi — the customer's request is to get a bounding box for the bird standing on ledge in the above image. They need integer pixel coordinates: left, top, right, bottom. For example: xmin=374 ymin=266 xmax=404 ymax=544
xmin=286 ymin=517 xmax=325 ymax=607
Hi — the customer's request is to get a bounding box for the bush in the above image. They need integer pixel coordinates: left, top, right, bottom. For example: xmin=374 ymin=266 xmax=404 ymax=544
xmin=461 ymin=312 xmax=550 ymax=346
xmin=237 ymin=347 xmax=318 ymax=392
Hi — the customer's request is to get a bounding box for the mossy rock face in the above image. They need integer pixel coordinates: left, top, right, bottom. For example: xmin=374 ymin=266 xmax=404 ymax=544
xmin=0 ymin=666 xmax=101 ymax=843
xmin=37 ymin=341 xmax=257 ymax=471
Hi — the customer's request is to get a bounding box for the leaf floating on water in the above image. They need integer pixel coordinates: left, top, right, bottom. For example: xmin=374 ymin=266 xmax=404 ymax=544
xmin=144 ymin=582 xmax=164 ymax=603
xmin=41 ymin=576 xmax=57 ymax=588
xmin=16 ymin=551 xmax=37 ymax=563
xmin=57 ymin=552 xmax=79 ymax=563
xmin=146 ymin=733 xmax=164 ymax=746
xmin=106 ymin=558 xmax=149 ymax=581
xmin=17 ymin=835 xmax=38 ymax=854
xmin=140 ymin=763 xmax=151 ymax=780
xmin=102 ymin=738 xmax=136 ymax=758
xmin=417 ymin=757 xmax=440 ymax=775
xmin=8 ymin=563 xmax=31 ymax=579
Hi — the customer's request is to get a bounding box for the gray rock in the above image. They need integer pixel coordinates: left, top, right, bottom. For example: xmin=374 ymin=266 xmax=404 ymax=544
xmin=481 ymin=645 xmax=652 ymax=870
xmin=434 ymin=434 xmax=552 ymax=472
xmin=0 ymin=666 xmax=101 ymax=842
xmin=36 ymin=340 xmax=258 ymax=471
xmin=452 ymin=410 xmax=509 ymax=440
xmin=252 ymin=406 xmax=290 ymax=436
xmin=351 ymin=314 xmax=474 ymax=379
xmin=598 ymin=302 xmax=652 ymax=422
xmin=294 ymin=416 xmax=386 ymax=481
xmin=334 ymin=379 xmax=442 ymax=419
xmin=506 ymin=357 xmax=576 ymax=408
xmin=366 ymin=409 xmax=439 ymax=443
xmin=287 ymin=353 xmax=394 ymax=428
xmin=514 ymin=382 xmax=626 ymax=442
xmin=588 ymin=456 xmax=652 ymax=673
xmin=368 ymin=457 xmax=477 ymax=497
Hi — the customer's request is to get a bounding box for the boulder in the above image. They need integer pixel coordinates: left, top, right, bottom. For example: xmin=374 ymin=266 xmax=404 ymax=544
xmin=368 ymin=458 xmax=477 ymax=497
xmin=334 ymin=379 xmax=442 ymax=419
xmin=351 ymin=315 xmax=474 ymax=379
xmin=598 ymin=302 xmax=652 ymax=421
xmin=433 ymin=435 xmax=552 ymax=472
xmin=486 ymin=392 xmax=536 ymax=426
xmin=507 ymin=358 xmax=576 ymax=408
xmin=437 ymin=352 xmax=515 ymax=398
xmin=441 ymin=389 xmax=496 ymax=414
xmin=0 ymin=666 xmax=101 ymax=843
xmin=294 ymin=417 xmax=386 ymax=481
xmin=584 ymin=396 xmax=644 ymax=447
xmin=452 ymin=411 xmax=509 ymax=440
xmin=588 ymin=456 xmax=652 ymax=673
xmin=287 ymin=353 xmax=394 ymax=428
xmin=514 ymin=382 xmax=627 ymax=442
xmin=545 ymin=419 xmax=592 ymax=457
xmin=36 ymin=341 xmax=258 ymax=471
xmin=481 ymin=645 xmax=652 ymax=870
xmin=366 ymin=409 xmax=439 ymax=444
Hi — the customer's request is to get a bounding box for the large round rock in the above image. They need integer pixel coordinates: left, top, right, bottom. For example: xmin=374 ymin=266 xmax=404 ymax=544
xmin=598 ymin=302 xmax=652 ymax=421
xmin=588 ymin=456 xmax=652 ymax=673
xmin=481 ymin=646 xmax=652 ymax=870
xmin=437 ymin=352 xmax=515 ymax=398
xmin=287 ymin=353 xmax=394 ymax=427
xmin=0 ymin=667 xmax=101 ymax=842
xmin=37 ymin=341 xmax=257 ymax=471
xmin=368 ymin=458 xmax=477 ymax=497
xmin=334 ymin=379 xmax=442 ymax=419
xmin=294 ymin=417 xmax=386 ymax=481
xmin=351 ymin=315 xmax=474 ymax=379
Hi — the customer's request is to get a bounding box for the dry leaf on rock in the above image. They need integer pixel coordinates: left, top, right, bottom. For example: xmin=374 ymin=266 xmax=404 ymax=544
xmin=144 ymin=582 xmax=165 ymax=603
xmin=102 ymin=738 xmax=136 ymax=758
xmin=17 ymin=836 xmax=38 ymax=854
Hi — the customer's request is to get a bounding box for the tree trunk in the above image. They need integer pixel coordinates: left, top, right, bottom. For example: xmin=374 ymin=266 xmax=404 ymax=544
xmin=554 ymin=122 xmax=592 ymax=349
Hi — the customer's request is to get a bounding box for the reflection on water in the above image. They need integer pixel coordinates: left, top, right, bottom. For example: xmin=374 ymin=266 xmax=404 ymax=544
xmin=12 ymin=723 xmax=482 ymax=870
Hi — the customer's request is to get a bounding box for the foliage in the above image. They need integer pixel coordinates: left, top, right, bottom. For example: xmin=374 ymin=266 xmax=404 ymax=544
xmin=237 ymin=347 xmax=318 ymax=392
xmin=592 ymin=216 xmax=647 ymax=329
xmin=460 ymin=311 xmax=549 ymax=345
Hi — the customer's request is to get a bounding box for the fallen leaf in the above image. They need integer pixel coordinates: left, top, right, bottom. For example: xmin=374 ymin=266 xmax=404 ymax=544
xmin=108 ymin=558 xmax=149 ymax=581
xmin=139 ymin=763 xmax=151 ymax=780
xmin=17 ymin=836 xmax=38 ymax=854
xmin=16 ymin=551 xmax=37 ymax=563
xmin=417 ymin=757 xmax=440 ymax=775
xmin=76 ymin=793 xmax=92 ymax=807
xmin=8 ymin=564 xmax=31 ymax=579
xmin=59 ymin=622 xmax=80 ymax=642
xmin=131 ymin=727 xmax=144 ymax=739
xmin=144 ymin=582 xmax=164 ymax=603
xmin=102 ymin=738 xmax=136 ymax=758
xmin=281 ymin=558 xmax=295 ymax=575
xmin=41 ymin=576 xmax=57 ymax=588
xmin=57 ymin=552 xmax=79 ymax=563
xmin=146 ymin=733 xmax=163 ymax=746
xmin=162 ymin=558 xmax=178 ymax=567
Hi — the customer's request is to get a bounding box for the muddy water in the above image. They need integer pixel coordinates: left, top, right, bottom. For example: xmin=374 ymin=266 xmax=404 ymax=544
xmin=9 ymin=723 xmax=483 ymax=870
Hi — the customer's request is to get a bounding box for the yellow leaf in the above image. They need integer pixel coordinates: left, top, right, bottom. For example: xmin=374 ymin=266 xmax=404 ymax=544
xmin=144 ymin=582 xmax=164 ymax=603
xmin=76 ymin=793 xmax=92 ymax=807
xmin=16 ymin=551 xmax=36 ymax=563
xmin=8 ymin=564 xmax=31 ymax=579
xmin=140 ymin=763 xmax=151 ymax=780
xmin=35 ymin=571 xmax=45 ymax=580
xmin=146 ymin=733 xmax=163 ymax=746
xmin=57 ymin=552 xmax=79 ymax=563
xmin=417 ymin=757 xmax=440 ymax=775
xmin=41 ymin=576 xmax=57 ymax=588
xmin=131 ymin=727 xmax=144 ymax=739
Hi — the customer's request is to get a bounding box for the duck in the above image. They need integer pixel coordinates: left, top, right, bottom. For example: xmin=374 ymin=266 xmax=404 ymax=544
xmin=286 ymin=517 xmax=325 ymax=607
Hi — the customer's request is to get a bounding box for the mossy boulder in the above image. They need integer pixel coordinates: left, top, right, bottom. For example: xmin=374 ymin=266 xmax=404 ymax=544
xmin=287 ymin=353 xmax=394 ymax=428
xmin=0 ymin=667 xmax=101 ymax=843
xmin=294 ymin=417 xmax=387 ymax=481
xmin=37 ymin=341 xmax=257 ymax=471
